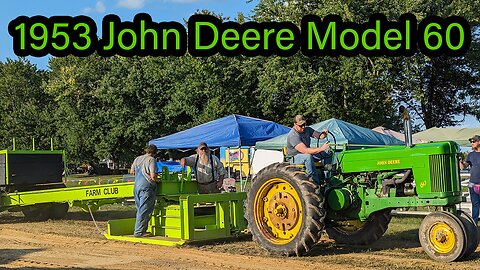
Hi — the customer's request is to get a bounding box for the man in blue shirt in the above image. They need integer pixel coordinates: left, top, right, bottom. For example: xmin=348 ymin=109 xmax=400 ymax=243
xmin=286 ymin=115 xmax=330 ymax=184
xmin=460 ymin=135 xmax=480 ymax=224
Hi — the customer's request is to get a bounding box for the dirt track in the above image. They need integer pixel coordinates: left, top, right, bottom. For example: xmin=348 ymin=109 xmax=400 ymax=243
xmin=0 ymin=227 xmax=349 ymax=270
xmin=1 ymin=206 xmax=480 ymax=270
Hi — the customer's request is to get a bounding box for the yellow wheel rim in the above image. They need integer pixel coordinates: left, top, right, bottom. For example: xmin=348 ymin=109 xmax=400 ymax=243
xmin=429 ymin=222 xmax=456 ymax=254
xmin=253 ymin=178 xmax=303 ymax=244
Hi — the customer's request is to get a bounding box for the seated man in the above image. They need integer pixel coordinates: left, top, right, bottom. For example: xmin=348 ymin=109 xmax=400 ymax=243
xmin=286 ymin=115 xmax=330 ymax=184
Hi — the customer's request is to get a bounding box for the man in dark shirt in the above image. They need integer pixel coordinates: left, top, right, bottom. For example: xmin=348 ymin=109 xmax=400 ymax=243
xmin=286 ymin=115 xmax=330 ymax=184
xmin=460 ymin=135 xmax=480 ymax=224
xmin=180 ymin=142 xmax=227 ymax=194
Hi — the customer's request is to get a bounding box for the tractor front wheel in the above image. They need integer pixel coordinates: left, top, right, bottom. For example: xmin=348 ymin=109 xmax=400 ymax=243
xmin=245 ymin=163 xmax=326 ymax=256
xmin=419 ymin=211 xmax=467 ymax=262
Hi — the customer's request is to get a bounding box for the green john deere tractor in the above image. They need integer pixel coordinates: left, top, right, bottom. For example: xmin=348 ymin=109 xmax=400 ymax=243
xmin=246 ymin=108 xmax=477 ymax=262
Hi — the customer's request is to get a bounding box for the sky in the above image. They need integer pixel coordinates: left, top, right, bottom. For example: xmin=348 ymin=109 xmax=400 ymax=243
xmin=1 ymin=0 xmax=479 ymax=128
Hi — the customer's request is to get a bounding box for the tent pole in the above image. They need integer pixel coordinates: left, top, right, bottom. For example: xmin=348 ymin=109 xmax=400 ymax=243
xmin=239 ymin=146 xmax=242 ymax=191
xmin=227 ymin=147 xmax=231 ymax=178
xmin=243 ymin=147 xmax=255 ymax=192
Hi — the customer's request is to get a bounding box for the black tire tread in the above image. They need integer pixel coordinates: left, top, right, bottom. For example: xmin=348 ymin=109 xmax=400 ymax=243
xmin=246 ymin=162 xmax=326 ymax=256
xmin=49 ymin=203 xmax=69 ymax=219
xmin=326 ymin=210 xmax=391 ymax=245
xmin=457 ymin=210 xmax=479 ymax=260
xmin=21 ymin=203 xmax=51 ymax=221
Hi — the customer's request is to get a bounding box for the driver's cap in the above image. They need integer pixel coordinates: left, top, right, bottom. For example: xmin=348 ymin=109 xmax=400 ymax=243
xmin=294 ymin=115 xmax=306 ymax=125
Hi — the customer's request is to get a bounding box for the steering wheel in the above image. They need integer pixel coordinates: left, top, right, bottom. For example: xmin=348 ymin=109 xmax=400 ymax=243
xmin=314 ymin=130 xmax=336 ymax=162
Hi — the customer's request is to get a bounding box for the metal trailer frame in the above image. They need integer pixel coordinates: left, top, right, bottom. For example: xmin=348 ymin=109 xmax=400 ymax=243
xmin=1 ymin=181 xmax=135 ymax=212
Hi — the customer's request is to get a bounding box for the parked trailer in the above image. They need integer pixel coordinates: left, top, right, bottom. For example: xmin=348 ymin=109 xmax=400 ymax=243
xmin=0 ymin=149 xmax=137 ymax=219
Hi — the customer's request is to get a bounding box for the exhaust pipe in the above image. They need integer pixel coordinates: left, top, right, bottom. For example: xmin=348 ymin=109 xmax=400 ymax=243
xmin=399 ymin=106 xmax=413 ymax=147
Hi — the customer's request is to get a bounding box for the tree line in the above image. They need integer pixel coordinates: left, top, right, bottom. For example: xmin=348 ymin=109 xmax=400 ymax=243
xmin=0 ymin=0 xmax=478 ymax=166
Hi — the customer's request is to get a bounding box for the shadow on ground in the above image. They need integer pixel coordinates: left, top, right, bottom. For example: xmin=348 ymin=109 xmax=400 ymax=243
xmin=307 ymin=229 xmax=421 ymax=257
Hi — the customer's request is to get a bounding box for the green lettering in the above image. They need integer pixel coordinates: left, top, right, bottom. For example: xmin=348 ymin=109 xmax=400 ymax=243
xmin=14 ymin=23 xmax=26 ymax=50
xmin=222 ymin=29 xmax=239 ymax=50
xmin=362 ymin=20 xmax=380 ymax=50
xmin=163 ymin=29 xmax=181 ymax=50
xmin=276 ymin=29 xmax=294 ymax=50
xmin=446 ymin=23 xmax=464 ymax=50
xmin=140 ymin=20 xmax=157 ymax=50
xmin=118 ymin=28 xmax=136 ymax=50
xmin=340 ymin=29 xmax=359 ymax=50
xmin=104 ymin=22 xmax=115 ymax=50
xmin=242 ymin=29 xmax=260 ymax=50
xmin=406 ymin=20 xmax=410 ymax=50
xmin=308 ymin=21 xmax=335 ymax=50
xmin=424 ymin=23 xmax=442 ymax=51
xmin=263 ymin=29 xmax=275 ymax=50
xmin=196 ymin=22 xmax=218 ymax=50
xmin=384 ymin=29 xmax=402 ymax=50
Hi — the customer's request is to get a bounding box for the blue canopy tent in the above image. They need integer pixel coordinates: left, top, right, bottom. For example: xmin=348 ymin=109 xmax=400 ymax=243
xmin=255 ymin=118 xmax=404 ymax=149
xmin=149 ymin=114 xmax=290 ymax=149
xmin=149 ymin=114 xmax=290 ymax=191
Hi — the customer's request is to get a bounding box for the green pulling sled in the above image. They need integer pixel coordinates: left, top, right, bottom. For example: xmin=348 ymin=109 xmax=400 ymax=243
xmin=104 ymin=168 xmax=247 ymax=246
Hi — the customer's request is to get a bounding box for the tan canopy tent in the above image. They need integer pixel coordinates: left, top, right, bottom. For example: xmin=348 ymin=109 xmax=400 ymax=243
xmin=372 ymin=126 xmax=425 ymax=144
xmin=413 ymin=127 xmax=480 ymax=147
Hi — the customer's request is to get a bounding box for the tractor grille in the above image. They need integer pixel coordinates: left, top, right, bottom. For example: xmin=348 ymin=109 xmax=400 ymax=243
xmin=429 ymin=154 xmax=452 ymax=193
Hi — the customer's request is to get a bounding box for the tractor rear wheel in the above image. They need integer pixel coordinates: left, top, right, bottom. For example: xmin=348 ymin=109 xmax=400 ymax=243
xmin=419 ymin=211 xmax=467 ymax=262
xmin=456 ymin=210 xmax=479 ymax=260
xmin=325 ymin=209 xmax=391 ymax=245
xmin=245 ymin=162 xmax=326 ymax=256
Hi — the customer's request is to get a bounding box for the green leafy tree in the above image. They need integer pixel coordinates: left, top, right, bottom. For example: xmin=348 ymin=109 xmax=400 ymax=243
xmin=95 ymin=56 xmax=176 ymax=164
xmin=255 ymin=54 xmax=399 ymax=128
xmin=159 ymin=54 xmax=263 ymax=130
xmin=0 ymin=58 xmax=52 ymax=150
xmin=252 ymin=0 xmax=480 ymax=129
xmin=45 ymin=55 xmax=111 ymax=164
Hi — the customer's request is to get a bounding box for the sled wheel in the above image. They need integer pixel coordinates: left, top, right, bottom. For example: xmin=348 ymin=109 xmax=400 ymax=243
xmin=21 ymin=203 xmax=52 ymax=221
xmin=419 ymin=211 xmax=467 ymax=262
xmin=246 ymin=162 xmax=326 ymax=256
xmin=49 ymin=203 xmax=69 ymax=219
xmin=457 ymin=210 xmax=479 ymax=260
xmin=326 ymin=209 xmax=391 ymax=245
